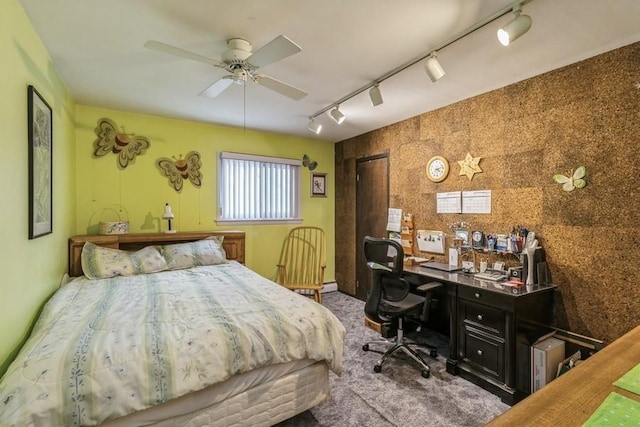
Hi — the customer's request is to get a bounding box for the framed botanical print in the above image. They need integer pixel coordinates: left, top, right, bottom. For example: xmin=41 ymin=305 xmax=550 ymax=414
xmin=311 ymin=172 xmax=327 ymax=197
xmin=28 ymin=85 xmax=53 ymax=239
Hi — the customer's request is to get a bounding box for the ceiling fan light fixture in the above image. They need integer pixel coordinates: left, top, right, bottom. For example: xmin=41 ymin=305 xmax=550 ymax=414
xmin=369 ymin=83 xmax=383 ymax=107
xmin=232 ymin=68 xmax=247 ymax=85
xmin=424 ymin=52 xmax=445 ymax=82
xmin=497 ymin=5 xmax=532 ymax=46
xmin=308 ymin=118 xmax=322 ymax=134
xmin=330 ymin=106 xmax=346 ymax=124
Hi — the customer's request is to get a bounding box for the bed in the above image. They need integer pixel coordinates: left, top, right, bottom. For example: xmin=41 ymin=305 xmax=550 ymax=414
xmin=0 ymin=231 xmax=345 ymax=426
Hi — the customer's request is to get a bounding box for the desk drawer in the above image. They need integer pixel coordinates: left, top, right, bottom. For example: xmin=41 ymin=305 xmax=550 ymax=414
xmin=460 ymin=326 xmax=505 ymax=382
xmin=458 ymin=286 xmax=511 ymax=310
xmin=460 ymin=300 xmax=505 ymax=336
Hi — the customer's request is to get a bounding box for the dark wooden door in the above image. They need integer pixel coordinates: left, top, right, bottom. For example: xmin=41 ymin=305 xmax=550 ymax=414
xmin=355 ymin=154 xmax=389 ymax=301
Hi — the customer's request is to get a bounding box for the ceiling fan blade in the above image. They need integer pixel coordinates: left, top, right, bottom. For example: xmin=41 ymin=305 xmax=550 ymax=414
xmin=144 ymin=40 xmax=223 ymax=68
xmin=255 ymin=75 xmax=307 ymax=100
xmin=247 ymin=35 xmax=302 ymax=68
xmin=199 ymin=76 xmax=235 ymax=98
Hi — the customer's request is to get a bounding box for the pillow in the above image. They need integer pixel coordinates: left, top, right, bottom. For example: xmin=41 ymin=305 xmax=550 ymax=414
xmin=161 ymin=236 xmax=227 ymax=270
xmin=81 ymin=242 xmax=168 ymax=280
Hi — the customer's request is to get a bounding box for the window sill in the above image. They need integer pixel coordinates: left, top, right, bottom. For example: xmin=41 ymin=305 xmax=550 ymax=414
xmin=216 ymin=218 xmax=303 ymax=226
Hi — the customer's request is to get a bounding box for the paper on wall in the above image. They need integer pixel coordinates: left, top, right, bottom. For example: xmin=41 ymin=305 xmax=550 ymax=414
xmin=386 ymin=208 xmax=402 ymax=232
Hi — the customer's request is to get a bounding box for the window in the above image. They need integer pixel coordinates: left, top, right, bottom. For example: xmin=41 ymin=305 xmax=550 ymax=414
xmin=217 ymin=152 xmax=302 ymax=224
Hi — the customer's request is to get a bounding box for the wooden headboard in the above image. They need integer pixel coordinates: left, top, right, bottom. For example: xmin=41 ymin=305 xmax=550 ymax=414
xmin=68 ymin=231 xmax=245 ymax=277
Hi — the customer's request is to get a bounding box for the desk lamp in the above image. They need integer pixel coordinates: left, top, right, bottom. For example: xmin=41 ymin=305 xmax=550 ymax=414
xmin=163 ymin=203 xmax=176 ymax=233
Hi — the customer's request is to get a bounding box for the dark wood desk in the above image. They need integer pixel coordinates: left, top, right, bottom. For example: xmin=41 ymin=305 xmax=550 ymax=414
xmin=404 ymin=264 xmax=557 ymax=405
xmin=487 ymin=325 xmax=640 ymax=426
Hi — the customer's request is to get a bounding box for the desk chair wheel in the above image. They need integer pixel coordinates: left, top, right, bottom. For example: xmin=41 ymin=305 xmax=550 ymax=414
xmin=374 ymin=364 xmax=382 ymax=373
xmin=421 ymin=369 xmax=430 ymax=379
xmin=428 ymin=348 xmax=437 ymax=358
xmin=363 ymin=344 xmax=370 ymax=351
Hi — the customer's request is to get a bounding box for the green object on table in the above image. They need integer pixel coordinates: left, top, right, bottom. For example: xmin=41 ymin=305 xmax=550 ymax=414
xmin=584 ymin=392 xmax=640 ymax=426
xmin=615 ymin=363 xmax=640 ymax=396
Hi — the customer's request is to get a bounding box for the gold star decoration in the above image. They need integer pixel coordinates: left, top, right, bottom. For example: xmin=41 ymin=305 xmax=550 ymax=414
xmin=458 ymin=152 xmax=483 ymax=180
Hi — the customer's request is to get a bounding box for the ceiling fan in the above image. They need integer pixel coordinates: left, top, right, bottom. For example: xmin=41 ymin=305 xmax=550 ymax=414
xmin=144 ymin=35 xmax=307 ymax=100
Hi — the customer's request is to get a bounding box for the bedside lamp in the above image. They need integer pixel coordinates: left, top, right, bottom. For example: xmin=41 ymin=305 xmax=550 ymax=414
xmin=163 ymin=203 xmax=176 ymax=233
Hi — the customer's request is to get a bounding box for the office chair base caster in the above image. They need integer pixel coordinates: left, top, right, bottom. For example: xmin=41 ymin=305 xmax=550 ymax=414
xmin=421 ymin=369 xmax=430 ymax=378
xmin=374 ymin=364 xmax=382 ymax=373
xmin=428 ymin=348 xmax=437 ymax=358
xmin=363 ymin=344 xmax=370 ymax=351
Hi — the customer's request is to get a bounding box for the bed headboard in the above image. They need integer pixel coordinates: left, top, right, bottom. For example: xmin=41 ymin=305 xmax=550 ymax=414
xmin=68 ymin=231 xmax=245 ymax=277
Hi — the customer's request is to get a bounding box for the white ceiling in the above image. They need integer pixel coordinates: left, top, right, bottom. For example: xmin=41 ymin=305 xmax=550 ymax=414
xmin=19 ymin=0 xmax=640 ymax=143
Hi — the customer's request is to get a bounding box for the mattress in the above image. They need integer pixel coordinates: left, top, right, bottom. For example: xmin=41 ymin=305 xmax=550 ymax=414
xmin=0 ymin=262 xmax=345 ymax=426
xmin=103 ymin=359 xmax=330 ymax=426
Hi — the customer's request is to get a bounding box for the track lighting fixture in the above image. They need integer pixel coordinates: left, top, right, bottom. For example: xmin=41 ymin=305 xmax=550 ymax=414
xmin=424 ymin=52 xmax=445 ymax=82
xmin=369 ymin=83 xmax=383 ymax=107
xmin=497 ymin=4 xmax=532 ymax=46
xmin=307 ymin=117 xmax=322 ymax=134
xmin=309 ymin=0 xmax=535 ymax=133
xmin=330 ymin=106 xmax=346 ymax=124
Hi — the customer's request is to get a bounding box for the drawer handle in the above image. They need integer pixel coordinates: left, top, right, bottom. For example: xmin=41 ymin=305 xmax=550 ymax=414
xmin=477 ymin=349 xmax=483 ymax=356
xmin=474 ymin=292 xmax=481 ymax=299
xmin=477 ymin=314 xmax=483 ymax=321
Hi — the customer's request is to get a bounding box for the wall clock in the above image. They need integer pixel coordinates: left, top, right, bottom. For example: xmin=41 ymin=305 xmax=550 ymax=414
xmin=426 ymin=156 xmax=449 ymax=182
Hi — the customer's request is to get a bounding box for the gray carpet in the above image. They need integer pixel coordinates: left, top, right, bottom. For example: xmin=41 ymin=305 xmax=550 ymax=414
xmin=277 ymin=291 xmax=509 ymax=426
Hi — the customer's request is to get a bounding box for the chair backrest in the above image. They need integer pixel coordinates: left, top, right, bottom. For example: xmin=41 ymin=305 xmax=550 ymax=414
xmin=277 ymin=226 xmax=326 ymax=287
xmin=363 ymin=236 xmax=410 ymax=323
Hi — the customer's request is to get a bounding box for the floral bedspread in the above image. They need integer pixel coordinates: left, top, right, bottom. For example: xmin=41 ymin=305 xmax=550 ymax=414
xmin=0 ymin=262 xmax=345 ymax=426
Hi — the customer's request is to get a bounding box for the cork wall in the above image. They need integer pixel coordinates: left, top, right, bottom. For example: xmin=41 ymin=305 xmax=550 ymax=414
xmin=335 ymin=42 xmax=640 ymax=345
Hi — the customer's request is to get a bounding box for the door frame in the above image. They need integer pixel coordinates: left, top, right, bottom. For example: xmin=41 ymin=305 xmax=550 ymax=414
xmin=355 ymin=153 xmax=389 ymax=301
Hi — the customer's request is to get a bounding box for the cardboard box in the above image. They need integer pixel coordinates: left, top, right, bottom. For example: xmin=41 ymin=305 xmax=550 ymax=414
xmin=531 ymin=336 xmax=565 ymax=393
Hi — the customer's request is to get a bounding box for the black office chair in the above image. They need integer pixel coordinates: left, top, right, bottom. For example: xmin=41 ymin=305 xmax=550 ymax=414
xmin=362 ymin=236 xmax=442 ymax=378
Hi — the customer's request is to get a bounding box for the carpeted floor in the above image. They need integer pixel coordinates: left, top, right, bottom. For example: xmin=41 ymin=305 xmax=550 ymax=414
xmin=277 ymin=291 xmax=510 ymax=426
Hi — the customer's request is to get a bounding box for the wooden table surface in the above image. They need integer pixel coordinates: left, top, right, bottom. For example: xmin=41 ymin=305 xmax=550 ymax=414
xmin=487 ymin=325 xmax=640 ymax=426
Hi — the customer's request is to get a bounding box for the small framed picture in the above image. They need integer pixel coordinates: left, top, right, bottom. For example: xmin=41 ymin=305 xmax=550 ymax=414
xmin=454 ymin=230 xmax=469 ymax=246
xmin=311 ymin=173 xmax=327 ymax=197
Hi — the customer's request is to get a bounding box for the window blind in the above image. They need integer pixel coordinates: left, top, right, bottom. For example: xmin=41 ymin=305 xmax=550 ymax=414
xmin=218 ymin=152 xmax=301 ymax=223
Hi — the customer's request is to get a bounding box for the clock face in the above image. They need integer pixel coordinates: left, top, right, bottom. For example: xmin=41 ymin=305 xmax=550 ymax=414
xmin=426 ymin=156 xmax=449 ymax=182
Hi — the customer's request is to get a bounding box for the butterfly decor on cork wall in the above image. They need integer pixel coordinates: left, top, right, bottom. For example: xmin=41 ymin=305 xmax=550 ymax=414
xmin=93 ymin=118 xmax=151 ymax=169
xmin=553 ymin=166 xmax=586 ymax=192
xmin=156 ymin=152 xmax=202 ymax=192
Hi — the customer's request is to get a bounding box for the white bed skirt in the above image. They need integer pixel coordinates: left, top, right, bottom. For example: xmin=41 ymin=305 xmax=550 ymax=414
xmin=102 ymin=360 xmax=330 ymax=427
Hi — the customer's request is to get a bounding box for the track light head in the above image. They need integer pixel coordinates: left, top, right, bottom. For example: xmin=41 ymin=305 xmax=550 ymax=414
xmin=497 ymin=5 xmax=532 ymax=46
xmin=307 ymin=118 xmax=322 ymax=134
xmin=424 ymin=52 xmax=445 ymax=82
xmin=369 ymin=83 xmax=383 ymax=107
xmin=330 ymin=106 xmax=346 ymax=124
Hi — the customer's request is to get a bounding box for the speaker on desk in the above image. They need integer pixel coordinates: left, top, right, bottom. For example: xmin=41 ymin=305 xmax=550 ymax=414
xmin=522 ymin=248 xmax=546 ymax=284
xmin=508 ymin=266 xmax=523 ymax=281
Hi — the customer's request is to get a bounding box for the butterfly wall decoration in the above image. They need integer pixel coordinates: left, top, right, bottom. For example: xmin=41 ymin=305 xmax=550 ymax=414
xmin=553 ymin=166 xmax=586 ymax=192
xmin=302 ymin=154 xmax=318 ymax=171
xmin=156 ymin=151 xmax=202 ymax=192
xmin=93 ymin=118 xmax=151 ymax=169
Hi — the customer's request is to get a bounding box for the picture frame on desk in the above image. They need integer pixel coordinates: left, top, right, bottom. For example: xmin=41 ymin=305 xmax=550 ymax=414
xmin=311 ymin=172 xmax=327 ymax=197
xmin=455 ymin=229 xmax=469 ymax=245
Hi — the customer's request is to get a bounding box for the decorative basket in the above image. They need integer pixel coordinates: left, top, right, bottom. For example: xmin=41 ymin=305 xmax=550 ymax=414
xmin=98 ymin=206 xmax=129 ymax=235
xmin=99 ymin=221 xmax=129 ymax=235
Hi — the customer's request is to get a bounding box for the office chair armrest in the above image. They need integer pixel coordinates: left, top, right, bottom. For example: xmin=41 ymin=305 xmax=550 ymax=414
xmin=367 ymin=261 xmax=392 ymax=272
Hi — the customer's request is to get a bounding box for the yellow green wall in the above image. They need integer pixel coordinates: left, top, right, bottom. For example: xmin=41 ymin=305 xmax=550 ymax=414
xmin=0 ymin=0 xmax=76 ymax=375
xmin=1 ymin=0 xmax=334 ymax=378
xmin=75 ymin=106 xmax=336 ymax=281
